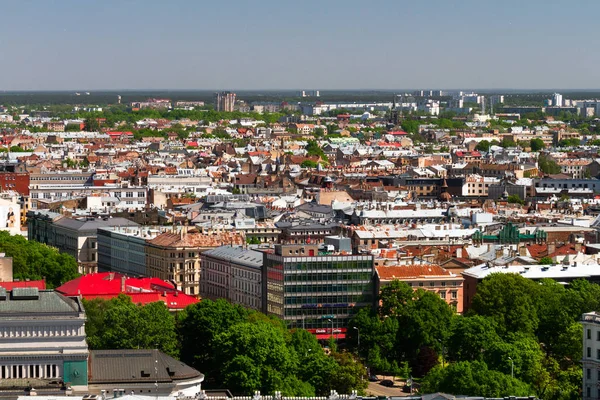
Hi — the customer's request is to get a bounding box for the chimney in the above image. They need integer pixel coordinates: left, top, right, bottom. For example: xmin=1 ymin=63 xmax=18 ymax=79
xmin=519 ymin=246 xmax=528 ymax=257
xmin=456 ymin=248 xmax=462 ymax=258
xmin=495 ymin=247 xmax=503 ymax=259
xmin=547 ymin=242 xmax=556 ymax=256
xmin=121 ymin=275 xmax=126 ymax=293
xmin=575 ymin=243 xmax=582 ymax=253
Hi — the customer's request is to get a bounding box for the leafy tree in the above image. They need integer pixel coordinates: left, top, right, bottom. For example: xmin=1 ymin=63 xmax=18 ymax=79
xmin=215 ymin=321 xmax=299 ymax=395
xmin=84 ymin=117 xmax=100 ymax=131
xmin=421 ymin=361 xmax=532 ymax=397
xmin=328 ymin=352 xmax=368 ymax=395
xmin=470 ymin=273 xmax=539 ymax=337
xmin=305 ymin=140 xmax=326 ymax=161
xmin=179 ymin=299 xmax=251 ymax=377
xmin=446 ymin=315 xmax=500 ymax=362
xmin=539 ymin=256 xmax=553 ymax=265
xmin=500 ymin=138 xmax=517 ymax=148
xmin=538 ymin=154 xmax=562 ymax=174
xmin=301 ymin=160 xmax=318 ymax=169
xmin=530 ymin=138 xmax=545 ymax=151
xmin=83 ymin=295 xmax=179 ymax=358
xmin=475 ymin=140 xmax=491 ymax=152
xmin=0 ymin=231 xmax=79 ymax=288
xmin=9 ymin=145 xmax=27 ymax=152
xmin=400 ymin=119 xmax=419 ymax=135
xmin=507 ymin=194 xmax=525 ymax=205
xmin=558 ymin=138 xmax=580 ymax=147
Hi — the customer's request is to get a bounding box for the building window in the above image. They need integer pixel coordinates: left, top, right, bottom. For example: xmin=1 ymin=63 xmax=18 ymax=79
xmin=126 ymin=192 xmax=133 ymax=198
xmin=596 ymin=348 xmax=600 ymax=360
xmin=441 ymin=281 xmax=446 ymax=287
xmin=588 ymin=329 xmax=592 ymax=340
xmin=440 ymin=291 xmax=446 ymax=299
xmin=587 ymin=387 xmax=591 ymax=398
xmin=596 ymin=331 xmax=600 ymax=341
xmin=587 ymin=368 xmax=591 ymax=380
xmin=587 ymin=347 xmax=591 ymax=358
xmin=429 ymin=282 xmax=435 ymax=287
xmin=451 ymin=291 xmax=457 ymax=299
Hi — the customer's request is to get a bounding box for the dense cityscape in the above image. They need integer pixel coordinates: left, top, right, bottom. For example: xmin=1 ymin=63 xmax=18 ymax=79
xmin=3 ymin=1 xmax=600 ymax=400
xmin=0 ymin=87 xmax=599 ymax=400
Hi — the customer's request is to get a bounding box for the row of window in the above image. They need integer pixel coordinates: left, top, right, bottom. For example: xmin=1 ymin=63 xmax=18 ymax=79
xmin=410 ymin=281 xmax=460 ymax=288
xmin=284 ymin=283 xmax=372 ymax=294
xmin=284 ymin=272 xmax=372 ymax=282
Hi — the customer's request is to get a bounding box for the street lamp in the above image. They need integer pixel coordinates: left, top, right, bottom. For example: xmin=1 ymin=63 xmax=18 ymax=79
xmin=353 ymin=327 xmax=360 ymax=353
xmin=508 ymin=357 xmax=514 ymax=379
xmin=328 ymin=318 xmax=334 ymax=341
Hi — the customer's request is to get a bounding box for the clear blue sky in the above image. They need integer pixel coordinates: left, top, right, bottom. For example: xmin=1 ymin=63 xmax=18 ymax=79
xmin=1 ymin=0 xmax=598 ymax=90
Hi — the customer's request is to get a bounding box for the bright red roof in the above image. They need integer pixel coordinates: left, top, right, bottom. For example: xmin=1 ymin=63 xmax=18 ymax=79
xmin=0 ymin=280 xmax=46 ymax=290
xmin=56 ymin=272 xmax=198 ymax=310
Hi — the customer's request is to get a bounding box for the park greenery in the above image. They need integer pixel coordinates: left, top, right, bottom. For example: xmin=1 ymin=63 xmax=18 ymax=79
xmin=538 ymin=153 xmax=562 ymax=175
xmin=84 ymin=298 xmax=368 ymax=396
xmin=347 ymin=276 xmax=594 ymax=399
xmin=0 ymin=231 xmax=79 ymax=288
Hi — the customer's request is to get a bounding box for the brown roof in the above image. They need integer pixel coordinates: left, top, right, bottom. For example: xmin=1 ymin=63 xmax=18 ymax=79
xmin=376 ymin=264 xmax=454 ymax=280
xmin=148 ymin=231 xmax=245 ymax=249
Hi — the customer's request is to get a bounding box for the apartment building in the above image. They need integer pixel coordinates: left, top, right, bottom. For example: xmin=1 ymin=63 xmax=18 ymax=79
xmin=97 ymin=226 xmax=164 ymax=276
xmin=27 ymin=210 xmax=139 ymax=274
xmin=462 ymin=174 xmax=500 ymax=197
xmin=145 ymin=228 xmax=245 ymax=296
xmin=376 ymin=264 xmax=464 ymax=313
xmin=582 ymin=312 xmax=600 ymax=400
xmin=200 ymin=246 xmax=263 ymax=311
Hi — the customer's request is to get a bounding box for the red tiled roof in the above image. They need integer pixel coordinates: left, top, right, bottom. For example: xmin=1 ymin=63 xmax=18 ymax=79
xmin=0 ymin=280 xmax=46 ymax=290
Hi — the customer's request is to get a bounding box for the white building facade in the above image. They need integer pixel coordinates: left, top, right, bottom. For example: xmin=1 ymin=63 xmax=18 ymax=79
xmin=582 ymin=312 xmax=600 ymax=400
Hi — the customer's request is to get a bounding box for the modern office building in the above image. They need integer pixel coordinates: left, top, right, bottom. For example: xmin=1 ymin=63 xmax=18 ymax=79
xmin=200 ymin=246 xmax=263 ymax=310
xmin=215 ymin=91 xmax=236 ymax=112
xmin=582 ymin=312 xmax=600 ymax=400
xmin=262 ymin=243 xmax=375 ymax=338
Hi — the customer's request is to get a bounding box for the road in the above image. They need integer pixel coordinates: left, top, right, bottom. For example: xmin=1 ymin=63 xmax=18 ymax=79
xmin=365 ymin=376 xmax=413 ymax=398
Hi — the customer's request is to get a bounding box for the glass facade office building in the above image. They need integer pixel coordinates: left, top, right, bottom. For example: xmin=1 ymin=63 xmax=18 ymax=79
xmin=263 ymin=244 xmax=375 ymax=330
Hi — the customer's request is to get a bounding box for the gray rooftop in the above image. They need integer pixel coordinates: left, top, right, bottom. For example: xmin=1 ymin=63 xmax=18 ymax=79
xmin=0 ymin=290 xmax=82 ymax=315
xmin=202 ymin=246 xmax=263 ymax=268
xmin=54 ymin=217 xmax=139 ymax=232
xmin=89 ymin=349 xmax=203 ymax=384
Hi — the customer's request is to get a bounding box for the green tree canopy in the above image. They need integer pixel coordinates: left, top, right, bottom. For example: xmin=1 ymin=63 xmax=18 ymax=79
xmin=0 ymin=231 xmax=79 ymax=288
xmin=530 ymin=138 xmax=545 ymax=151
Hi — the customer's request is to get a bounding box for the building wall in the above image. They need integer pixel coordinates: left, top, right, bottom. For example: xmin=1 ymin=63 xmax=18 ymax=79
xmin=200 ymin=253 xmax=262 ymax=310
xmin=146 ymin=245 xmax=202 ymax=296
xmin=0 ymin=292 xmax=89 ymax=391
xmin=582 ymin=312 xmax=600 ymax=400
xmin=263 ymin=246 xmax=375 ymax=330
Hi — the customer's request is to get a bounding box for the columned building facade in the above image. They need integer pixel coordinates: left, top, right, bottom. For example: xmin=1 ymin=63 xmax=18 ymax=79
xmin=0 ymin=288 xmax=89 ymax=392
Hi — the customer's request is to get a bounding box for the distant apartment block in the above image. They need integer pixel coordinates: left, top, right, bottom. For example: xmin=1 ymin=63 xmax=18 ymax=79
xmin=215 ymin=92 xmax=236 ymax=112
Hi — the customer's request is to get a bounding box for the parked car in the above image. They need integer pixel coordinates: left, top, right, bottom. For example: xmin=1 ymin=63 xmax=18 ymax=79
xmin=380 ymin=379 xmax=394 ymax=387
xmin=369 ymin=374 xmax=379 ymax=382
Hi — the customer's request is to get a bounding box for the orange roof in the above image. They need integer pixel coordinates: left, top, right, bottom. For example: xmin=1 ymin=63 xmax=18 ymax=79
xmin=376 ymin=264 xmax=455 ymax=280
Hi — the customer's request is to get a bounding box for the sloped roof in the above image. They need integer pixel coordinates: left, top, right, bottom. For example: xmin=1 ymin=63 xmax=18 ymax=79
xmin=89 ymin=349 xmax=203 ymax=384
xmin=56 ymin=272 xmax=199 ymax=310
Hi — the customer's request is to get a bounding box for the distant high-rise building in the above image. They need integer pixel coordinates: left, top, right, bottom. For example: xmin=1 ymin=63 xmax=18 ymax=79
xmin=215 ymin=91 xmax=236 ymax=112
xmin=117 ymin=95 xmax=121 ymax=104
xmin=552 ymin=93 xmax=563 ymax=107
